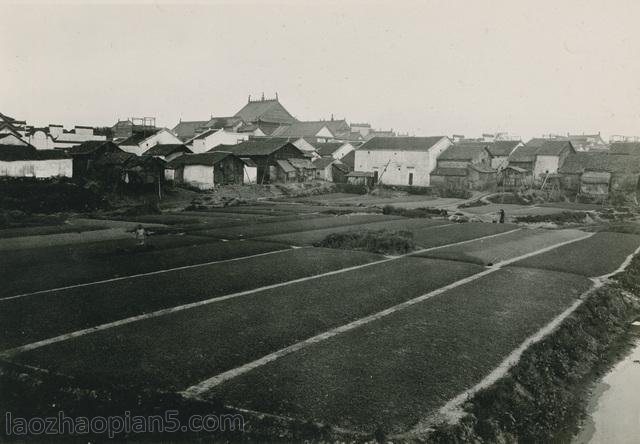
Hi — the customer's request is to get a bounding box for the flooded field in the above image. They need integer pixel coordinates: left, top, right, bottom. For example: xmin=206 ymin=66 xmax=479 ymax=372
xmin=574 ymin=333 xmax=640 ymax=444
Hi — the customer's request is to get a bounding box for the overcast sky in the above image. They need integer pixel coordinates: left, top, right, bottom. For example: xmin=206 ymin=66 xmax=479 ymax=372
xmin=3 ymin=0 xmax=640 ymax=140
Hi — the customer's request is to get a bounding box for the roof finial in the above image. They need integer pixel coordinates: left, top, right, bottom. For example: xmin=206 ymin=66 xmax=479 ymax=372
xmin=261 ymin=92 xmax=265 ymax=101
xmin=331 ymin=114 xmax=334 ymax=121
xmin=248 ymin=94 xmax=251 ymax=103
xmin=275 ymin=92 xmax=278 ymax=100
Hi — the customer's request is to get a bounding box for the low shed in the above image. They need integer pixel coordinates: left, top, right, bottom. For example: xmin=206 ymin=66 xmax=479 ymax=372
xmin=580 ymin=171 xmax=610 ymax=196
xmin=167 ymin=152 xmax=245 ymax=189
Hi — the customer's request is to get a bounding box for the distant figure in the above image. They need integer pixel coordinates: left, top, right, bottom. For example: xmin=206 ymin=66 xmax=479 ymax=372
xmin=135 ymin=224 xmax=146 ymax=246
xmin=499 ymin=209 xmax=505 ymax=224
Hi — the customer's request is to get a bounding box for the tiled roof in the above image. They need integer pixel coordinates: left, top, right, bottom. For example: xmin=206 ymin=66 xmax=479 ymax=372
xmin=170 ymin=151 xmax=235 ymax=167
xmin=431 ymin=167 xmax=467 ymax=177
xmin=610 ymin=142 xmax=640 ymax=155
xmin=212 ymin=139 xmax=301 ymax=156
xmin=172 ymin=120 xmax=208 ymax=140
xmin=94 ymin=151 xmax=136 ymax=166
xmin=314 ymin=142 xmax=345 ymax=156
xmin=468 ymin=163 xmax=496 ymax=173
xmin=535 ymin=140 xmax=574 ymax=155
xmin=558 ymin=152 xmax=609 ymax=174
xmin=439 ymin=142 xmax=488 ymax=161
xmin=67 ymin=140 xmax=120 ymax=155
xmin=0 ymin=145 xmax=69 ymax=161
xmin=340 ymin=150 xmax=355 ymax=169
xmin=234 ymin=99 xmax=297 ymax=124
xmin=119 ymin=129 xmax=161 ymax=146
xmin=359 ymin=136 xmax=446 ymax=152
xmin=271 ymin=121 xmax=332 ymax=138
xmin=143 ymin=144 xmax=191 ymax=156
xmin=287 ymin=157 xmax=315 ymax=170
xmin=312 ymin=157 xmax=337 ymax=169
xmin=276 ymin=159 xmax=296 ymax=173
xmin=486 ymin=141 xmax=521 ymax=157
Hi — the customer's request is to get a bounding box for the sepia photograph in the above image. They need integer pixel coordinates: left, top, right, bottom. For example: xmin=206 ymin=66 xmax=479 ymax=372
xmin=2 ymin=0 xmax=640 ymax=442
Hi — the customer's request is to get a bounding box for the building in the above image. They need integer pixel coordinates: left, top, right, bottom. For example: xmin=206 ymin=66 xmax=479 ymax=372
xmin=271 ymin=121 xmax=337 ymax=143
xmin=172 ymin=116 xmax=259 ymax=142
xmin=0 ymin=112 xmax=26 ymax=138
xmin=430 ymin=142 xmax=495 ymax=189
xmin=351 ymin=122 xmax=372 ymax=137
xmin=610 ymin=142 xmax=640 ymax=156
xmin=26 ymin=124 xmax=107 ymax=150
xmin=509 ymin=139 xmax=575 ymax=181
xmin=486 ymin=140 xmax=523 ymax=170
xmin=0 ymin=138 xmax=72 ymax=178
xmin=234 ymin=95 xmax=297 ymax=129
xmin=118 ymin=128 xmax=182 ymax=156
xmin=312 ymin=156 xmax=349 ymax=182
xmin=111 ymin=117 xmax=156 ymax=140
xmin=566 ymin=133 xmax=608 ymax=152
xmin=66 ymin=140 xmax=123 ymax=178
xmin=313 ymin=142 xmax=355 ymax=160
xmin=559 ymin=151 xmax=640 ymax=195
xmin=186 ymin=128 xmax=249 ymax=154
xmin=346 ymin=171 xmax=375 ymax=187
xmin=354 ymin=136 xmax=451 ymax=187
xmin=165 ymin=151 xmax=245 ymax=189
xmin=340 ymin=150 xmax=355 ymax=170
xmin=210 ymin=139 xmax=307 ymax=183
xmin=142 ymin=144 xmax=192 ymax=162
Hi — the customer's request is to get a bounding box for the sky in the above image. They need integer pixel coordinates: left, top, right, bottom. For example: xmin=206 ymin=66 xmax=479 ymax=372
xmin=3 ymin=0 xmax=640 ymax=141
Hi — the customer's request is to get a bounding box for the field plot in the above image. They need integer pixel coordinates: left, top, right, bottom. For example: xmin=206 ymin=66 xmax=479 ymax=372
xmin=0 ymin=247 xmax=382 ymax=349
xmin=0 ymin=224 xmax=108 ymax=239
xmin=202 ymin=267 xmax=593 ymax=433
xmin=415 ymin=228 xmax=588 ymax=265
xmin=511 ymin=231 xmax=640 ymax=277
xmin=411 ymin=223 xmax=518 ymax=248
xmin=260 ymin=218 xmax=451 ymax=246
xmin=192 ymin=214 xmax=402 ymax=240
xmin=7 ymin=257 xmax=483 ymax=390
xmin=0 ymin=237 xmax=286 ymax=298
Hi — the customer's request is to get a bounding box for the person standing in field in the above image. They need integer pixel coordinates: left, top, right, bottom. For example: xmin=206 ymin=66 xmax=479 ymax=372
xmin=499 ymin=208 xmax=505 ymax=224
xmin=135 ymin=224 xmax=146 ymax=246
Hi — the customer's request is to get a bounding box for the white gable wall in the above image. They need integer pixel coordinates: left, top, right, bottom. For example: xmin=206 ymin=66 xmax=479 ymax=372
xmin=191 ymin=130 xmax=249 ymax=154
xmin=183 ymin=164 xmax=215 ymax=189
xmin=354 ymin=137 xmax=451 ymax=187
xmin=120 ymin=129 xmax=182 ymax=156
xmin=332 ymin=143 xmax=355 ymax=160
xmin=534 ymin=155 xmax=561 ymax=178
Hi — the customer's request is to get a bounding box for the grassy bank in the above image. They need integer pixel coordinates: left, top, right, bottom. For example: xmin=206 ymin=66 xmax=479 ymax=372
xmin=428 ymin=254 xmax=640 ymax=443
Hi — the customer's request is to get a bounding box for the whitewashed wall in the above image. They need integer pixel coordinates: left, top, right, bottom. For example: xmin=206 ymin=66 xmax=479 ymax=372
xmin=243 ymin=165 xmax=257 ymax=184
xmin=534 ymin=155 xmax=561 ymax=177
xmin=354 ymin=138 xmax=451 ymax=186
xmin=191 ymin=130 xmax=248 ymax=154
xmin=183 ymin=164 xmax=214 ymax=189
xmin=0 ymin=159 xmax=72 ymax=178
xmin=120 ymin=129 xmax=182 ymax=156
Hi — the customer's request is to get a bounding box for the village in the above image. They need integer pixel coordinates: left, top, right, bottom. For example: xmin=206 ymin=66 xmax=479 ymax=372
xmin=2 ymin=95 xmax=640 ymax=206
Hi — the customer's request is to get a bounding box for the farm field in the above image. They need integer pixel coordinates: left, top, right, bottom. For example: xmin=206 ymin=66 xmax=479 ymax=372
xmin=415 ymin=227 xmax=588 ymax=265
xmin=511 ymin=231 xmax=640 ymax=277
xmin=0 ymin=238 xmax=289 ymax=298
xmin=259 ymin=217 xmax=451 ymax=246
xmin=1 ymin=198 xmax=637 ymax=439
xmin=0 ymin=247 xmax=382 ymax=349
xmin=8 ymin=257 xmax=483 ymax=389
xmin=191 ymin=213 xmax=402 ymax=239
xmin=411 ymin=222 xmax=518 ymax=248
xmin=203 ymin=267 xmax=593 ymax=433
xmin=0 ymin=223 xmax=108 ymax=239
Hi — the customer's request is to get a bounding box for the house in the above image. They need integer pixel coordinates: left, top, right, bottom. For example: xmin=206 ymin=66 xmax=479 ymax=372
xmin=351 ymin=122 xmax=372 ymax=137
xmin=209 ymin=139 xmax=307 ymax=183
xmin=118 ymin=128 xmax=182 ymax=156
xmin=557 ymin=152 xmax=609 ymax=191
xmin=111 ymin=117 xmax=156 ymax=140
xmin=142 ymin=144 xmax=192 ymax=162
xmin=165 ymin=151 xmax=245 ymax=189
xmin=286 ymin=157 xmax=316 ymax=181
xmin=498 ymin=165 xmax=533 ymax=189
xmin=430 ymin=142 xmax=495 ymax=190
xmin=172 ymin=116 xmax=254 ymax=142
xmin=234 ymin=95 xmax=297 ymax=127
xmin=354 ymin=136 xmax=451 ymax=187
xmin=580 ymin=171 xmax=610 ymax=197
xmin=313 ymin=157 xmax=348 ymax=182
xmin=486 ymin=140 xmax=523 ymax=170
xmin=313 ymin=142 xmax=355 ymax=160
xmin=66 ymin=140 xmax=123 ymax=178
xmin=271 ymin=121 xmax=337 ymax=143
xmin=509 ymin=139 xmax=575 ymax=181
xmin=187 ymin=128 xmax=249 ymax=154
xmin=610 ymin=142 xmax=640 ymax=156
xmin=340 ymin=150 xmax=355 ymax=170
xmin=0 ymin=139 xmax=72 ymax=178
xmin=566 ymin=133 xmax=608 ymax=152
